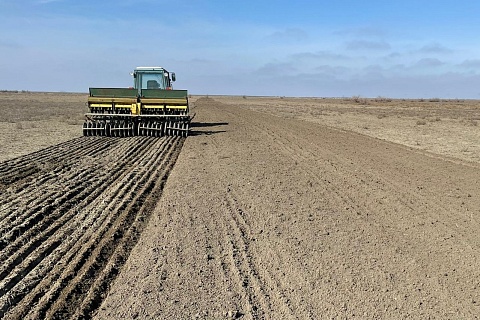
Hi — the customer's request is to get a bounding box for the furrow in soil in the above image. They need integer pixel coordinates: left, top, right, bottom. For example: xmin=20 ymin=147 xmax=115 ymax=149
xmin=0 ymin=136 xmax=184 ymax=319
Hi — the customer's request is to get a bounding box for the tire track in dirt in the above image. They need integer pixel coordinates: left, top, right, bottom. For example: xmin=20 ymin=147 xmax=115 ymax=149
xmin=222 ymin=191 xmax=271 ymax=319
xmin=203 ymin=106 xmax=323 ymax=318
xmin=93 ymin=98 xmax=480 ymax=318
xmin=253 ymin=111 xmax=480 ymax=251
xmin=0 ymin=135 xmax=185 ymax=319
xmin=221 ymin=189 xmax=311 ymax=319
xmin=205 ymin=99 xmax=480 ymax=317
xmin=222 ymin=103 xmax=480 ymax=317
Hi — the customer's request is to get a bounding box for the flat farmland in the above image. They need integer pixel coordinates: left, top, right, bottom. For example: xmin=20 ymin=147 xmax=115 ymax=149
xmin=1 ymin=92 xmax=479 ymax=319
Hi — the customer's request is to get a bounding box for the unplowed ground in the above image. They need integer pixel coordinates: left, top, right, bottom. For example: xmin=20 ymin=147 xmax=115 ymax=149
xmin=97 ymin=98 xmax=480 ymax=319
xmin=1 ymin=92 xmax=480 ymax=319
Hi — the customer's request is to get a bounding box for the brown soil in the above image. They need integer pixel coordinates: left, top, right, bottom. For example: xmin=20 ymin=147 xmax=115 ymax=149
xmin=1 ymin=92 xmax=480 ymax=319
xmin=0 ymin=135 xmax=183 ymax=319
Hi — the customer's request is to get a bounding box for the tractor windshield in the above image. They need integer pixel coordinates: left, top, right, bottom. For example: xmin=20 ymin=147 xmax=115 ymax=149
xmin=139 ymin=72 xmax=168 ymax=90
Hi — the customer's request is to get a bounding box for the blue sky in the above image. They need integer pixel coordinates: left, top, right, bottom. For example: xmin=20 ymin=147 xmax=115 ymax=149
xmin=1 ymin=0 xmax=480 ymax=98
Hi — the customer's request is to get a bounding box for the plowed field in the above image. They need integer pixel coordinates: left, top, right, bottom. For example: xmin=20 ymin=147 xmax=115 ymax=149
xmin=1 ymin=92 xmax=480 ymax=319
xmin=0 ymin=136 xmax=183 ymax=319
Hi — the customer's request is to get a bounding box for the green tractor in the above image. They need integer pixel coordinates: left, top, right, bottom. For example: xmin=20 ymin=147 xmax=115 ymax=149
xmin=83 ymin=67 xmax=191 ymax=137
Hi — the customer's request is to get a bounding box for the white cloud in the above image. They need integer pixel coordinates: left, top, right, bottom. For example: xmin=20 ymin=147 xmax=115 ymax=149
xmin=257 ymin=62 xmax=297 ymax=76
xmin=413 ymin=58 xmax=445 ymax=68
xmin=313 ymin=65 xmax=350 ymax=76
xmin=290 ymin=51 xmax=349 ymax=62
xmin=334 ymin=26 xmax=387 ymax=38
xmin=458 ymin=59 xmax=480 ymax=69
xmin=345 ymin=40 xmax=391 ymax=51
xmin=0 ymin=39 xmax=21 ymax=48
xmin=265 ymin=28 xmax=308 ymax=42
xmin=417 ymin=43 xmax=453 ymax=54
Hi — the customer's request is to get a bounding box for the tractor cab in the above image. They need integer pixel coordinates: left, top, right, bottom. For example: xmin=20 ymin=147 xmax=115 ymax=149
xmin=132 ymin=67 xmax=176 ymax=95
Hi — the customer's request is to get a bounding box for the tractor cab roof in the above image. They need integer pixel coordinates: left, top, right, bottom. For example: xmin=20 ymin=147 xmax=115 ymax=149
xmin=134 ymin=67 xmax=167 ymax=72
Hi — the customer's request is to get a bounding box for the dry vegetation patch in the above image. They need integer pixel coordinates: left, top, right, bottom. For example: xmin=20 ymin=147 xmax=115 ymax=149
xmin=213 ymin=95 xmax=480 ymax=164
xmin=0 ymin=91 xmax=86 ymax=161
